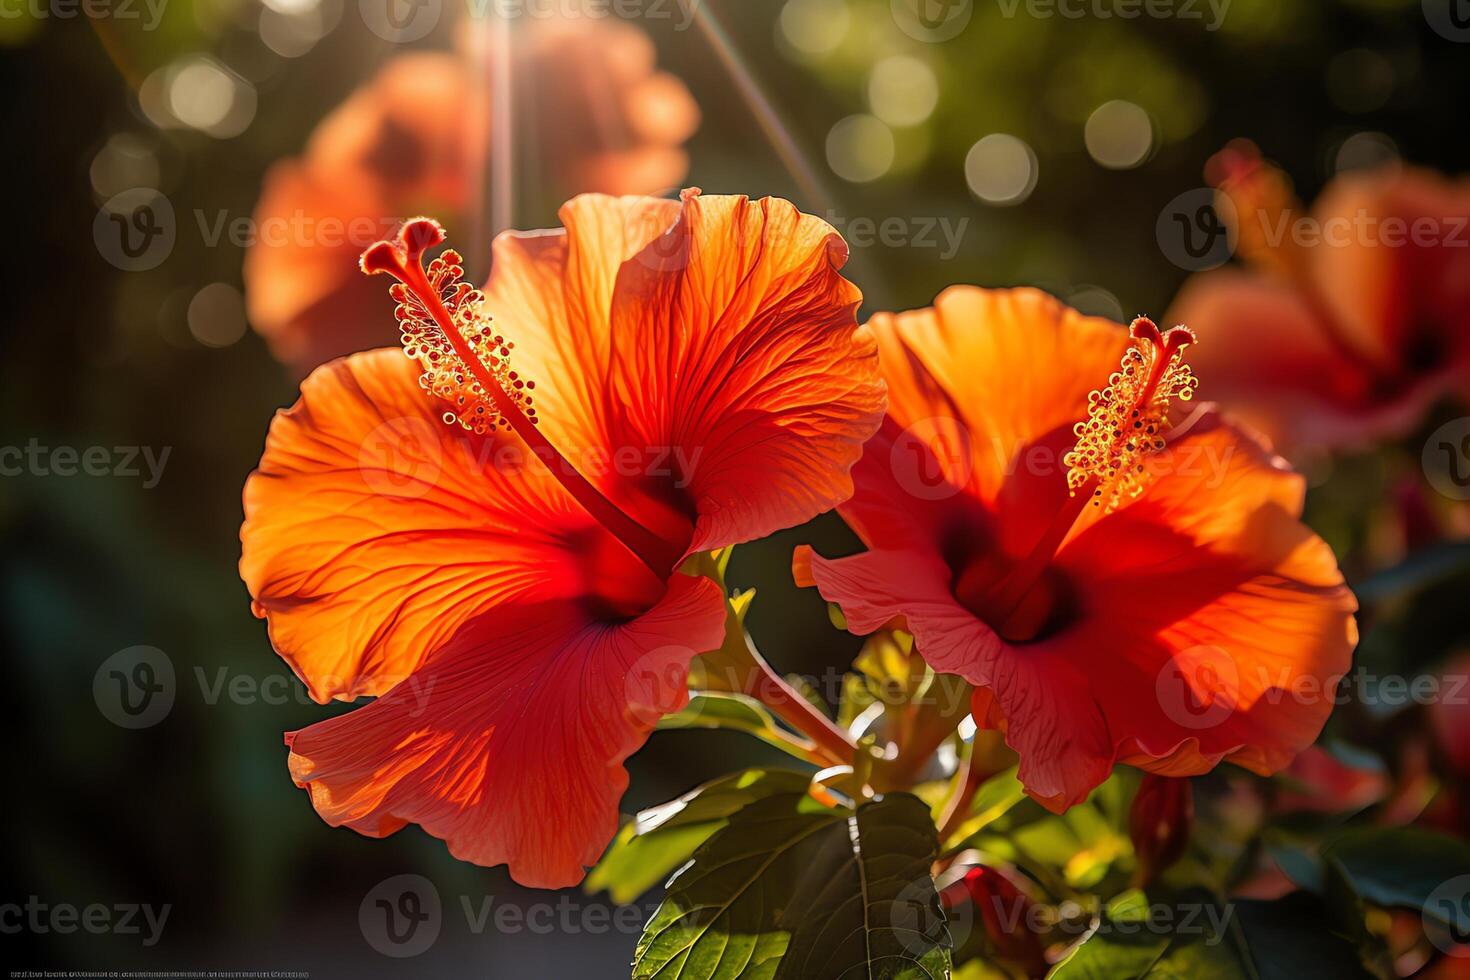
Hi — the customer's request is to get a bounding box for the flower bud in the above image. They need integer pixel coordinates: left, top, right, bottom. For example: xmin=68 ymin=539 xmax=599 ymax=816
xmin=1130 ymin=774 xmax=1194 ymax=887
xmin=941 ymin=865 xmax=1048 ymax=978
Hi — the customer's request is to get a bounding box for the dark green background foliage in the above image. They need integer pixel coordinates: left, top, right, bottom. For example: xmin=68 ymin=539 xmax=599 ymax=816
xmin=3 ymin=0 xmax=1470 ymax=975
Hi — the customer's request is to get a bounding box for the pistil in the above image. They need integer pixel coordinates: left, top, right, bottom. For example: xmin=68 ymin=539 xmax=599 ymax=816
xmin=361 ymin=218 xmax=682 ymax=577
xmin=983 ymin=317 xmax=1197 ymax=638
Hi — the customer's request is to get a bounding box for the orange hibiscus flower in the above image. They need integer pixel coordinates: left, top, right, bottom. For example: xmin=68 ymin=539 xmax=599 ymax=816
xmin=243 ymin=18 xmax=699 ymax=373
xmin=238 ymin=192 xmax=884 ymax=886
xmin=796 ymin=287 xmax=1358 ymax=812
xmin=1168 ymin=141 xmax=1470 ymax=451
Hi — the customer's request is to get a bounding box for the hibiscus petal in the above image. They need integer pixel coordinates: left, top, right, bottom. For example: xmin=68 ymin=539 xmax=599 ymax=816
xmin=242 ymin=162 xmax=395 ymax=371
xmin=484 ymin=192 xmax=887 ymax=556
xmin=806 ymin=287 xmax=1357 ymax=812
xmin=1048 ymin=412 xmax=1358 ymax=786
xmin=799 ymin=544 xmax=1113 ymax=811
xmin=1309 ymin=166 xmax=1470 ymax=373
xmin=240 ymin=348 xmax=649 ymax=702
xmin=1169 ymin=268 xmax=1441 ymax=448
xmin=867 ymin=287 xmax=1129 ymax=505
xmin=285 ymin=573 xmax=726 ymax=888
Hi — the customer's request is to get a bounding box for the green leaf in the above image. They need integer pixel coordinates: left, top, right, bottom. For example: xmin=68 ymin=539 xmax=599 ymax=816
xmin=587 ymin=769 xmax=814 ymax=905
xmin=1263 ymin=834 xmax=1325 ymax=894
xmin=633 ymin=792 xmax=951 ymax=979
xmin=942 ymin=767 xmax=1027 ymax=851
xmin=1050 ymin=888 xmax=1251 ymax=980
xmin=1323 ymin=826 xmax=1470 ymax=931
xmin=1353 ymin=540 xmax=1470 ymax=604
xmin=658 ymin=692 xmax=815 ymax=757
xmin=1233 ymin=892 xmax=1374 ymax=980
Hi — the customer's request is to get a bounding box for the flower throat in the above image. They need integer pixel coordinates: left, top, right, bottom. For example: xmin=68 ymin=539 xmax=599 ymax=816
xmin=979 ymin=317 xmax=1198 ymax=641
xmin=360 ymin=218 xmax=682 ymax=577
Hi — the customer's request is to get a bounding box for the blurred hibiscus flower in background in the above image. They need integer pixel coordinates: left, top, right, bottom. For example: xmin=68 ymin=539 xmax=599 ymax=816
xmin=243 ymin=16 xmax=699 ymax=373
xmin=1169 ymin=141 xmax=1470 ymax=454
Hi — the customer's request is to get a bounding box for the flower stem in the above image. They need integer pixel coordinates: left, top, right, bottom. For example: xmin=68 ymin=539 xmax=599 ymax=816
xmin=741 ymin=641 xmax=856 ymax=767
xmin=937 ymin=737 xmax=990 ymax=844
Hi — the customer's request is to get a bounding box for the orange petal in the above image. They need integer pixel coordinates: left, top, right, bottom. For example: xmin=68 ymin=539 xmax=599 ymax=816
xmin=865 ymin=287 xmax=1129 ymax=511
xmin=1309 ymin=165 xmax=1470 ymax=374
xmin=801 ymin=545 xmax=1113 ymax=811
xmin=242 ymin=162 xmax=397 ymax=371
xmin=804 ymin=288 xmax=1357 ymax=811
xmin=484 ymin=192 xmax=886 ymax=556
xmin=285 ymin=573 xmax=726 ymax=888
xmin=1048 ymin=412 xmax=1358 ymax=787
xmin=1168 ymin=268 xmax=1440 ymax=449
xmin=240 ymin=348 xmax=662 ymax=702
xmin=303 ymin=52 xmax=473 ymax=213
